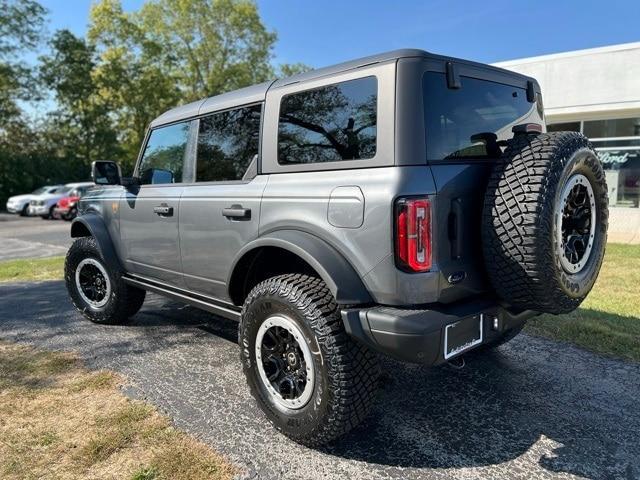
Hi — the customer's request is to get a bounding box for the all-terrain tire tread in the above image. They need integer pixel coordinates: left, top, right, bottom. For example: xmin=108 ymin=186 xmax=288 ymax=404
xmin=240 ymin=273 xmax=379 ymax=446
xmin=482 ymin=131 xmax=608 ymax=314
xmin=65 ymin=236 xmax=145 ymax=324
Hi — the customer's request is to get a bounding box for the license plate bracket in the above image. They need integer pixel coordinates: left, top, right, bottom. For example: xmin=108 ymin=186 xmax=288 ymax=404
xmin=444 ymin=314 xmax=484 ymax=359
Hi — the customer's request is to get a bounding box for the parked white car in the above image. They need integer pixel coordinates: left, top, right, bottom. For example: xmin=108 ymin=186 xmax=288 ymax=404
xmin=28 ymin=182 xmax=94 ymax=219
xmin=6 ymin=185 xmax=65 ymax=216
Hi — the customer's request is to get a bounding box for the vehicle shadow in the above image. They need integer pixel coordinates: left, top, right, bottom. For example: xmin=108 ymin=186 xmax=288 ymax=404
xmin=319 ymin=345 xmax=638 ymax=479
xmin=155 ymin=302 xmax=638 ymax=479
xmin=1 ymin=281 xmax=637 ymax=479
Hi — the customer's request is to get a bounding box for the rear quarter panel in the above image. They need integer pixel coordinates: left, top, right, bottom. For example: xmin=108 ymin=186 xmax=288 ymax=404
xmin=259 ymin=166 xmax=439 ymax=305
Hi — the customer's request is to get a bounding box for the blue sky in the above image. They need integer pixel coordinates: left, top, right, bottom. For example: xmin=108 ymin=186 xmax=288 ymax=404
xmin=31 ymin=0 xmax=640 ymax=67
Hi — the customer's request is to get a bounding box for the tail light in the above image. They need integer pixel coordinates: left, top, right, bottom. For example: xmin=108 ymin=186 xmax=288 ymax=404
xmin=395 ymin=196 xmax=432 ymax=272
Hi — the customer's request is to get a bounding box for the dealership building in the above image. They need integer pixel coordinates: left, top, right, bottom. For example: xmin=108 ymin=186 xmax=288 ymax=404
xmin=493 ymin=42 xmax=640 ymax=242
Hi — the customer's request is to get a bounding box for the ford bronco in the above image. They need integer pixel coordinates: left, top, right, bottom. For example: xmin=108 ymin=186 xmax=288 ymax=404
xmin=64 ymin=49 xmax=609 ymax=446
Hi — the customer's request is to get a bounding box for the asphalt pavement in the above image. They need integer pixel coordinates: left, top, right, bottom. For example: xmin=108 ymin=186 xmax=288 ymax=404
xmin=0 ymin=213 xmax=72 ymax=260
xmin=1 ymin=280 xmax=638 ymax=480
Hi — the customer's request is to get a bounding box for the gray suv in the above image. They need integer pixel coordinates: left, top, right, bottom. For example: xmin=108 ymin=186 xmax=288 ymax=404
xmin=64 ymin=49 xmax=608 ymax=445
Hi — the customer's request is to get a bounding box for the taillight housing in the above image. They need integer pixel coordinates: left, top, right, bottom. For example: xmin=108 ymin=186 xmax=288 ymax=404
xmin=395 ymin=196 xmax=432 ymax=272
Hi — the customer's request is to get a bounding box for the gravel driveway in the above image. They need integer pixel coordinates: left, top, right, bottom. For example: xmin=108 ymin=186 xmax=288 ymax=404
xmin=1 ymin=281 xmax=638 ymax=480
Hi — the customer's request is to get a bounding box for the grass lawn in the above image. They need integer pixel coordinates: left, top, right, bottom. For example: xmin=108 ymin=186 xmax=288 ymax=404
xmin=525 ymin=243 xmax=640 ymax=362
xmin=0 ymin=256 xmax=64 ymax=283
xmin=0 ymin=341 xmax=235 ymax=480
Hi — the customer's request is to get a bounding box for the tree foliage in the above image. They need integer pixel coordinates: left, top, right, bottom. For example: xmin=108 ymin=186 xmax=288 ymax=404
xmin=0 ymin=0 xmax=49 ymax=204
xmin=40 ymin=30 xmax=121 ymax=167
xmin=0 ymin=0 xmax=47 ymax=124
xmin=87 ymin=0 xmax=278 ymax=164
xmin=1 ymin=0 xmax=310 ymax=206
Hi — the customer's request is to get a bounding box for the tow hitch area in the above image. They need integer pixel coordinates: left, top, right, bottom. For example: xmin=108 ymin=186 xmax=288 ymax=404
xmin=444 ymin=313 xmax=483 ymax=360
xmin=447 ymin=356 xmax=466 ymax=369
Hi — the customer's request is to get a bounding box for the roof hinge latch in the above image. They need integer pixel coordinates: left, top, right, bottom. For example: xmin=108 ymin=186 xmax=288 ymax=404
xmin=446 ymin=61 xmax=461 ymax=89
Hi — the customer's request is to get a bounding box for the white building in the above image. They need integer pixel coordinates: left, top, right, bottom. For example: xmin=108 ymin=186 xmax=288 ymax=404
xmin=494 ymin=42 xmax=640 ymax=242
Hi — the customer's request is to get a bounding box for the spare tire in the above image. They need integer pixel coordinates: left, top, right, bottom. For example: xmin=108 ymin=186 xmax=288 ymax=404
xmin=482 ymin=131 xmax=608 ymax=314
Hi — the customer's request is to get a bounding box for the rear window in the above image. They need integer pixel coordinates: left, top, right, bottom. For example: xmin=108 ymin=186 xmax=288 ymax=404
xmin=278 ymin=76 xmax=377 ymax=165
xmin=423 ymin=72 xmax=541 ymax=161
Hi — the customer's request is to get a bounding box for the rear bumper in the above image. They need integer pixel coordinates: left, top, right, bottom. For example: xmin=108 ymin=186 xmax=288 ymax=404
xmin=341 ymin=298 xmax=538 ymax=365
xmin=28 ymin=205 xmax=49 ymax=216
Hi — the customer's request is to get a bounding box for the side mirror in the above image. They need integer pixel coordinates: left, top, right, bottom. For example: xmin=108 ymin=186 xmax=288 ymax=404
xmin=92 ymin=161 xmax=122 ymax=185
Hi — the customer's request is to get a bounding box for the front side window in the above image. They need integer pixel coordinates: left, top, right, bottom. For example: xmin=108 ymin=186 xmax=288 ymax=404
xmin=196 ymin=104 xmax=262 ymax=182
xmin=424 ymin=72 xmax=540 ymax=160
xmin=278 ymin=76 xmax=377 ymax=165
xmin=138 ymin=122 xmax=190 ymax=184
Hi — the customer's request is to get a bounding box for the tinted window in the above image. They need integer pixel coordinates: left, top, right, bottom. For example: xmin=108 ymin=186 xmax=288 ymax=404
xmin=196 ymin=104 xmax=261 ymax=182
xmin=138 ymin=122 xmax=190 ymax=184
xmin=583 ymin=118 xmax=640 ymax=138
xmin=278 ymin=76 xmax=377 ymax=165
xmin=423 ymin=72 xmax=540 ymax=160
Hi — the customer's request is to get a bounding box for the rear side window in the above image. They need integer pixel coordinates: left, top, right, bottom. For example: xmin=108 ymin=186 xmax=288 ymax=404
xmin=138 ymin=122 xmax=190 ymax=184
xmin=278 ymin=76 xmax=377 ymax=165
xmin=423 ymin=72 xmax=540 ymax=161
xmin=196 ymin=104 xmax=262 ymax=182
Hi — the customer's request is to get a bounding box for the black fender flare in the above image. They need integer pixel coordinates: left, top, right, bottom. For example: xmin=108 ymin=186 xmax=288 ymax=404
xmin=70 ymin=214 xmax=122 ymax=273
xmin=228 ymin=230 xmax=372 ymax=305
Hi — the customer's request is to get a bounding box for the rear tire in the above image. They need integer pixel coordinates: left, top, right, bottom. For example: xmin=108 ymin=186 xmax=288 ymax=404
xmin=239 ymin=274 xmax=379 ymax=446
xmin=65 ymin=237 xmax=145 ymax=324
xmin=482 ymin=132 xmax=608 ymax=314
xmin=20 ymin=204 xmax=28 ymax=216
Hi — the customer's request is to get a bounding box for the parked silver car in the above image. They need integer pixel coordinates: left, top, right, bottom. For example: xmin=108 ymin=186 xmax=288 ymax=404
xmin=28 ymin=182 xmax=94 ymax=219
xmin=5 ymin=185 xmax=64 ymax=215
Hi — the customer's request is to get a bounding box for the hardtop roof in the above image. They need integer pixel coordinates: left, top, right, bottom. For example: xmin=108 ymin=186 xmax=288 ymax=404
xmin=149 ymin=48 xmax=535 ymax=128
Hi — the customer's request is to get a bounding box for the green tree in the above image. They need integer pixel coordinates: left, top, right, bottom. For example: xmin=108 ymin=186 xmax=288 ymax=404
xmin=0 ymin=0 xmax=48 ymax=205
xmin=39 ymin=29 xmax=120 ymax=169
xmin=135 ymin=0 xmax=277 ymax=99
xmin=88 ymin=0 xmax=182 ymax=167
xmin=0 ymin=0 xmax=47 ymax=123
xmin=87 ymin=0 xmax=278 ymax=167
xmin=277 ymin=62 xmax=311 ymax=79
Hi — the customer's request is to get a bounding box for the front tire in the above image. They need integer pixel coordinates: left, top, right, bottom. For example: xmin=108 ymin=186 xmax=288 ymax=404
xmin=239 ymin=274 xmax=379 ymax=446
xmin=65 ymin=237 xmax=145 ymax=324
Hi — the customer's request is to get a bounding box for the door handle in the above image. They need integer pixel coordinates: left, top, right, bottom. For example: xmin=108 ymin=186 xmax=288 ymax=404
xmin=222 ymin=205 xmax=251 ymax=220
xmin=153 ymin=205 xmax=173 ymax=217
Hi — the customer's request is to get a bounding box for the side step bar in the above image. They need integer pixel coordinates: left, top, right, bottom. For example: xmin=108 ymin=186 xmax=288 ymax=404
xmin=123 ymin=275 xmax=241 ymax=321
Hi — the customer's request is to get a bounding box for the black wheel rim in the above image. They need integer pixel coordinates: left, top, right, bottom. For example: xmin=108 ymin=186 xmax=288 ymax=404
xmin=75 ymin=258 xmax=111 ymax=308
xmin=556 ymin=174 xmax=596 ymax=273
xmin=255 ymin=315 xmax=314 ymax=410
